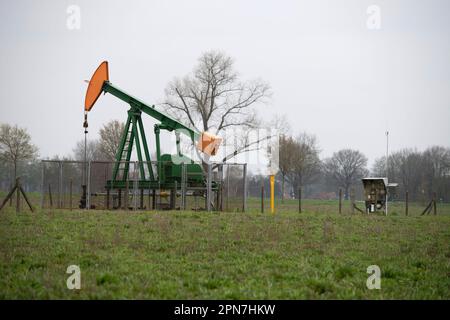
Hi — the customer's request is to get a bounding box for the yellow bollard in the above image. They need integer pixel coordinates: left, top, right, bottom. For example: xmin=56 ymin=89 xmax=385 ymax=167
xmin=270 ymin=174 xmax=275 ymax=214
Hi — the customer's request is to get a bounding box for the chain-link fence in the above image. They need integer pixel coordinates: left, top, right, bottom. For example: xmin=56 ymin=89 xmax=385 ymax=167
xmin=1 ymin=160 xmax=449 ymax=215
xmin=221 ymin=163 xmax=247 ymax=212
xmin=41 ymin=161 xmax=84 ymax=209
xmin=39 ymin=160 xmax=247 ymax=212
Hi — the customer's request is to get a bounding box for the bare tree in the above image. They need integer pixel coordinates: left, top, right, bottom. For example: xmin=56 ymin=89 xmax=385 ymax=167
xmin=371 ymin=157 xmax=386 ymax=177
xmin=372 ymin=147 xmax=450 ymax=202
xmin=265 ymin=115 xmax=291 ymax=201
xmin=390 ymin=149 xmax=423 ymax=200
xmin=277 ymin=132 xmax=320 ymax=200
xmin=278 ymin=135 xmax=297 ymax=201
xmin=72 ymin=139 xmax=102 ymax=162
xmin=269 ymin=114 xmax=291 ymax=137
xmin=164 ymin=50 xmax=270 ymax=135
xmin=422 ymin=146 xmax=450 ymax=199
xmin=323 ymin=149 xmax=368 ymax=199
xmin=288 ymin=133 xmax=321 ymax=198
xmin=0 ymin=123 xmax=38 ymax=180
xmin=98 ymin=120 xmax=125 ymax=161
xmin=371 ymin=155 xmax=399 ymax=181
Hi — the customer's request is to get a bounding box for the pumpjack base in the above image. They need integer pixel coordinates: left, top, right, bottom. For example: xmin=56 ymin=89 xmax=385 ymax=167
xmin=102 ymin=179 xmax=221 ymax=211
xmin=105 ymin=180 xmax=219 ymax=190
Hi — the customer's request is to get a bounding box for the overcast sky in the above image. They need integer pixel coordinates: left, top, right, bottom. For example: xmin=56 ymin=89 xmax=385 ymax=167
xmin=1 ymin=0 xmax=449 ymax=168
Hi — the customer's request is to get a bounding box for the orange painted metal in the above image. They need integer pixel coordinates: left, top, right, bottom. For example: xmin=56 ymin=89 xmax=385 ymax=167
xmin=84 ymin=61 xmax=109 ymax=111
xmin=197 ymin=131 xmax=222 ymax=156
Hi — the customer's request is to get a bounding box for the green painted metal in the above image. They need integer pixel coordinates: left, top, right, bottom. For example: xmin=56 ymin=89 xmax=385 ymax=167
xmin=111 ymin=114 xmax=132 ymax=182
xmin=102 ymin=80 xmax=205 ymax=188
xmin=122 ymin=113 xmax=135 ymax=181
xmin=103 ymin=82 xmax=199 ymax=141
xmin=131 ymin=113 xmax=145 ymax=179
xmin=154 ymin=125 xmax=162 ymax=182
xmin=137 ymin=116 xmax=154 ymax=180
xmin=160 ymin=154 xmax=204 ymax=184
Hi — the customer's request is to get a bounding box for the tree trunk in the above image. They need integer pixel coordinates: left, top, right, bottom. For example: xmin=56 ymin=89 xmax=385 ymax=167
xmin=297 ymin=173 xmax=303 ymax=199
xmin=281 ymin=175 xmax=285 ymax=203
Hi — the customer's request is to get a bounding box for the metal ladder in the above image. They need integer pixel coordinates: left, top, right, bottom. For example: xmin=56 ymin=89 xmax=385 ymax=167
xmin=116 ymin=129 xmax=133 ymax=181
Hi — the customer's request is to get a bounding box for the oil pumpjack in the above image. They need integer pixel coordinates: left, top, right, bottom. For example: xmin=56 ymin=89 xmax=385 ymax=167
xmin=80 ymin=61 xmax=222 ymax=209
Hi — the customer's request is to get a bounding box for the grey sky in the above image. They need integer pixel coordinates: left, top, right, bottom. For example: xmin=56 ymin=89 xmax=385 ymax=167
xmin=1 ymin=0 xmax=449 ymax=168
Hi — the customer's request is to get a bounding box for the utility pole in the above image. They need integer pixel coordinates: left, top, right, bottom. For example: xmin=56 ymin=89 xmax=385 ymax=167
xmin=80 ymin=112 xmax=88 ymax=209
xmin=385 ymin=130 xmax=389 ymax=216
xmin=84 ymin=117 xmax=87 ymax=185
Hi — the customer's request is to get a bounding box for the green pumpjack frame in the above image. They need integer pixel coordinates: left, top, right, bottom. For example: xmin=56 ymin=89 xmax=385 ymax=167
xmin=101 ymin=81 xmax=218 ymax=194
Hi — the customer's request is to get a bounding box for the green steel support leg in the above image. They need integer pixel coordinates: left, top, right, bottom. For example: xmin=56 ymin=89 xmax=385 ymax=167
xmin=154 ymin=124 xmax=162 ymax=183
xmin=138 ymin=117 xmax=154 ymax=181
xmin=131 ymin=114 xmax=146 ymax=180
xmin=112 ymin=114 xmax=132 ymax=182
xmin=122 ymin=111 xmax=136 ymax=181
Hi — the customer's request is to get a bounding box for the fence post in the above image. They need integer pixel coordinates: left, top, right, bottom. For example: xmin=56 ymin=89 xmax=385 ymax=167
xmin=134 ymin=162 xmax=139 ymax=210
xmin=218 ymin=164 xmax=223 ymax=211
xmin=48 ymin=184 xmax=53 ymax=208
xmin=339 ymin=188 xmax=342 ymax=214
xmin=261 ymin=184 xmax=264 ymax=213
xmin=181 ymin=163 xmax=186 ymax=210
xmin=149 ymin=162 xmax=153 ymax=210
xmin=148 ymin=186 xmax=151 ymax=210
xmin=9 ymin=182 xmax=13 ymax=207
xmin=152 ymin=189 xmax=156 ymax=210
xmin=58 ymin=161 xmax=63 ymax=209
xmin=40 ymin=162 xmax=45 ymax=209
xmin=242 ymin=163 xmax=247 ymax=212
xmin=433 ymin=192 xmax=437 ymax=215
xmin=298 ymin=186 xmax=302 ymax=213
xmin=118 ymin=189 xmax=122 ymax=209
xmin=226 ymin=165 xmax=230 ymax=212
xmin=171 ymin=180 xmax=177 ymax=210
xmin=86 ymin=161 xmax=91 ymax=210
xmin=206 ymin=163 xmax=212 ymax=212
xmin=106 ymin=188 xmax=110 ymax=210
xmin=350 ymin=188 xmax=355 ymax=214
xmin=69 ymin=179 xmax=73 ymax=211
xmin=124 ymin=180 xmax=129 ymax=211
xmin=405 ymin=190 xmax=408 ymax=216
xmin=16 ymin=178 xmax=21 ymax=213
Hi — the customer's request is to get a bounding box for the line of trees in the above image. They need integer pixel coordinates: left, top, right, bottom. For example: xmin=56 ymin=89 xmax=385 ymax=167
xmin=275 ymin=132 xmax=369 ymax=201
xmin=372 ymin=147 xmax=450 ymax=202
xmin=1 ymin=119 xmax=449 ymax=202
xmin=247 ymin=121 xmax=450 ymax=203
xmin=0 ymin=121 xmax=124 ymax=192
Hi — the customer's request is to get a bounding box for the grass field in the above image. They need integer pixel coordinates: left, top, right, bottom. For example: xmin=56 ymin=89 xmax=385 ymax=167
xmin=0 ymin=200 xmax=449 ymax=299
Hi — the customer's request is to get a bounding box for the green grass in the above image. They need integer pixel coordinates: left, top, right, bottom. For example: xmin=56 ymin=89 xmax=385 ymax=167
xmin=0 ymin=206 xmax=449 ymax=299
xmin=245 ymin=197 xmax=450 ymax=216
